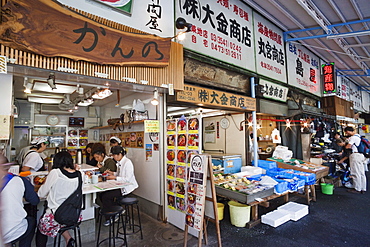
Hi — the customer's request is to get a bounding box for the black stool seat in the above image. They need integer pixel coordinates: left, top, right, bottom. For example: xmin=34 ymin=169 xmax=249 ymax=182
xmin=100 ymin=205 xmax=124 ymax=216
xmin=118 ymin=197 xmax=143 ymax=239
xmin=119 ymin=197 xmax=138 ymax=205
xmin=54 ymin=222 xmax=82 ymax=247
xmin=96 ymin=206 xmax=127 ymax=247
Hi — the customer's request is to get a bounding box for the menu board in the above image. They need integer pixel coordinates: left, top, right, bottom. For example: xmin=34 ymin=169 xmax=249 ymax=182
xmin=166 ymin=116 xmax=203 ymax=231
xmin=67 ymin=129 xmax=88 ymax=159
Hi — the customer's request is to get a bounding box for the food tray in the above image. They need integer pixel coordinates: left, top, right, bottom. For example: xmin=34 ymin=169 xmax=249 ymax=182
xmin=215 ymin=186 xmax=274 ymax=204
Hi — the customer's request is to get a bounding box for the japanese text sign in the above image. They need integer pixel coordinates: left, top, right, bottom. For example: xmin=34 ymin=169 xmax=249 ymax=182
xmin=176 ymin=84 xmax=256 ymax=111
xmin=260 ymin=79 xmax=288 ymax=102
xmin=322 ymin=63 xmax=336 ymax=95
xmin=176 ymin=0 xmax=255 ymax=71
xmin=286 ymin=42 xmax=322 ymax=96
xmin=0 ymin=0 xmax=171 ymax=66
xmin=336 ymin=76 xmax=350 ymax=100
xmin=254 ymin=13 xmax=287 ymax=83
xmin=144 ymin=120 xmax=160 ymax=133
xmin=349 ymin=81 xmax=362 ymax=111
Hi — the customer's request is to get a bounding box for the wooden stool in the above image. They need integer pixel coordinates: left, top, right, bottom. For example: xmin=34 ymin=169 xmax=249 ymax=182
xmin=118 ymin=197 xmax=143 ymax=239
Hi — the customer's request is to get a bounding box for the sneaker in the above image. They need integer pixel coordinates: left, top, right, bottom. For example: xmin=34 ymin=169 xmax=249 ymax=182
xmin=103 ymin=219 xmax=111 ymax=227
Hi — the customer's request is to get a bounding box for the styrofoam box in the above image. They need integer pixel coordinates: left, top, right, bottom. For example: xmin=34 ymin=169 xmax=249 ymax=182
xmin=239 ymin=166 xmax=266 ymax=176
xmin=261 ymin=210 xmax=291 ymax=227
xmin=278 ymin=202 xmax=309 ymax=221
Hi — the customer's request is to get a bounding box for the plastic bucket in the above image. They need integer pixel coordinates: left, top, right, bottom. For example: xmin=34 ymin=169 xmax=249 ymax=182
xmin=228 ymin=201 xmax=251 ymax=227
xmin=321 ymin=183 xmax=334 ymax=195
xmin=217 ymin=203 xmax=225 ymax=221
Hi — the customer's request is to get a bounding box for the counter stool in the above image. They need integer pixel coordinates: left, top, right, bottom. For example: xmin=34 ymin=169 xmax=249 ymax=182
xmin=96 ymin=206 xmax=127 ymax=247
xmin=54 ymin=223 xmax=82 ymax=247
xmin=118 ymin=197 xmax=143 ymax=239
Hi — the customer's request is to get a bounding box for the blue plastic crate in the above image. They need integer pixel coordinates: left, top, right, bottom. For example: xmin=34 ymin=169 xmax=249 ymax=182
xmin=273 ymin=179 xmax=289 ymax=194
xmin=267 ymin=168 xmax=295 ymax=179
xmin=248 ymin=174 xmax=262 ymax=181
xmin=293 ymin=171 xmax=316 ymax=185
xmin=252 ymin=160 xmax=277 ymax=171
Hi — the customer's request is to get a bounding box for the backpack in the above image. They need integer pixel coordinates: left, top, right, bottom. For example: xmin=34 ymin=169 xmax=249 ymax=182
xmin=53 ymin=172 xmax=83 ymax=226
xmin=355 ymin=134 xmax=370 ymax=158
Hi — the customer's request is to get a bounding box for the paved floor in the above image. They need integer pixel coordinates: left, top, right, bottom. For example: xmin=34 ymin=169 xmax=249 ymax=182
xmin=84 ymin=171 xmax=370 ymax=247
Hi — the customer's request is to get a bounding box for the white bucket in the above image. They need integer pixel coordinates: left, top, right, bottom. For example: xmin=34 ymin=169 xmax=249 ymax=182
xmin=228 ymin=201 xmax=251 ymax=227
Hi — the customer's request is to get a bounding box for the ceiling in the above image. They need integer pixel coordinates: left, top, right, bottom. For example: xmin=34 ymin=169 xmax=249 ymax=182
xmin=242 ymin=0 xmax=370 ymax=88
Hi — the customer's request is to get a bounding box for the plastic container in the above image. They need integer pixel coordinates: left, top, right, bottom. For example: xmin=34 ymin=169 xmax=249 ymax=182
xmin=228 ymin=201 xmax=250 ymax=227
xmin=252 ymin=160 xmax=277 ymax=171
xmin=321 ymin=183 xmax=334 ymax=195
xmin=217 ymin=203 xmax=225 ymax=221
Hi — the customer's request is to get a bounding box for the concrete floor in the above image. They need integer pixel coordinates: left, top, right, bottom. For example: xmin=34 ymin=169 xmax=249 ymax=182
xmin=84 ymin=171 xmax=370 ymax=247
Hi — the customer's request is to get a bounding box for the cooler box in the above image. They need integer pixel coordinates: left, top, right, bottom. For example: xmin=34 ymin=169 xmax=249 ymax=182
xmin=211 ymin=153 xmax=242 ymax=174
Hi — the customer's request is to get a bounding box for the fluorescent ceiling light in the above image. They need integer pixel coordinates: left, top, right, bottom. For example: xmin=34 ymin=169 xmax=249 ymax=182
xmin=78 ymin=100 xmax=94 ymax=106
xmin=92 ymin=88 xmax=112 ymax=99
xmin=327 ymin=30 xmax=370 ymax=39
xmin=33 ymin=81 xmax=77 ymax=94
xmin=28 ymin=96 xmax=62 ymax=104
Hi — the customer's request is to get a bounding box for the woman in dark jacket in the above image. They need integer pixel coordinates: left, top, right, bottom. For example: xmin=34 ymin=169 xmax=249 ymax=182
xmin=92 ymin=143 xmax=117 ymax=173
xmin=85 ymin=143 xmax=97 ymax=166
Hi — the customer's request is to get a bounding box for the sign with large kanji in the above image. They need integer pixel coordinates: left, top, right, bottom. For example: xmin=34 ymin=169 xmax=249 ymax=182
xmin=175 ymin=0 xmax=255 ymax=71
xmin=254 ymin=12 xmax=287 ymax=83
xmin=176 ymin=84 xmax=256 ymax=111
xmin=260 ymin=79 xmax=288 ymax=102
xmin=0 ymin=0 xmax=171 ymax=66
xmin=322 ymin=63 xmax=336 ymax=95
xmin=286 ymin=42 xmax=321 ymax=96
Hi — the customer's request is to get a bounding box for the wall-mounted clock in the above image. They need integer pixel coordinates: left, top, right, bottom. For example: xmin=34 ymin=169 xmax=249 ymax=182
xmin=46 ymin=115 xmax=60 ymax=126
xmin=220 ymin=117 xmax=230 ymax=129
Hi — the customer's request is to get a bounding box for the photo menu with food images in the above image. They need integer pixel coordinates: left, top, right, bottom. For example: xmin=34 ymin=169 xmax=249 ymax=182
xmin=166 ymin=116 xmax=203 ymax=230
xmin=67 ymin=129 xmax=88 ymax=158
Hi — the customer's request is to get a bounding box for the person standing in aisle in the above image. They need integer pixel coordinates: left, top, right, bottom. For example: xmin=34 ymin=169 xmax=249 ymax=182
xmin=344 ymin=126 xmax=367 ymax=194
xmin=21 ymin=137 xmax=49 ymax=172
xmin=0 ymin=154 xmax=40 ymax=247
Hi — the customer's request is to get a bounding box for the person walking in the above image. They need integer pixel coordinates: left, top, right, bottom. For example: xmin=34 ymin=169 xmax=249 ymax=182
xmin=344 ymin=126 xmax=367 ymax=194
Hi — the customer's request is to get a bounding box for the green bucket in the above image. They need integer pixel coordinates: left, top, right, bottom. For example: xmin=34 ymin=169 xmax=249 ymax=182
xmin=321 ymin=183 xmax=334 ymax=195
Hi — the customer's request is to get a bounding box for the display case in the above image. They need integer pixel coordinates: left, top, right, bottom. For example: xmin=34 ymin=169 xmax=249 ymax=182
xmin=31 ymin=126 xmax=67 ymax=149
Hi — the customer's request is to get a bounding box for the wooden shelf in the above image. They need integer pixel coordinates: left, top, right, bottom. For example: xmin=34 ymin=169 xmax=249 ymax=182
xmin=91 ymin=120 xmax=145 ymax=129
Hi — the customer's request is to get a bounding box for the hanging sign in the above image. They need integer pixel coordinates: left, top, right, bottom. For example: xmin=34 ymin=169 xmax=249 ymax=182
xmin=322 ymin=63 xmax=336 ymax=95
xmin=175 ymin=0 xmax=255 ymax=71
xmin=0 ymin=0 xmax=171 ymax=66
xmin=349 ymin=81 xmax=362 ymax=111
xmin=176 ymin=84 xmax=256 ymax=111
xmin=336 ymin=76 xmax=350 ymax=101
xmin=286 ymin=42 xmax=321 ymax=96
xmin=260 ymin=79 xmax=288 ymax=102
xmin=254 ymin=13 xmax=287 ymax=83
xmin=144 ymin=120 xmax=160 ymax=133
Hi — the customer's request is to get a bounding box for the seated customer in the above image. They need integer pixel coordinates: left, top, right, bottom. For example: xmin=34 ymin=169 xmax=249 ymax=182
xmin=21 ymin=137 xmax=49 ymax=172
xmin=0 ymin=154 xmax=40 ymax=247
xmin=85 ymin=143 xmax=97 ymax=166
xmin=36 ymin=151 xmax=82 ymax=247
xmin=92 ymin=143 xmax=117 ymax=173
xmin=109 ymin=136 xmax=122 ymax=155
xmin=101 ymin=146 xmax=138 ymax=226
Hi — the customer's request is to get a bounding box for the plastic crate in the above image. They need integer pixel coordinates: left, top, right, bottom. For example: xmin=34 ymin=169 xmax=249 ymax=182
xmin=252 ymin=160 xmax=277 ymax=171
xmin=267 ymin=168 xmax=295 ymax=179
xmin=273 ymin=179 xmax=289 ymax=194
xmin=248 ymin=174 xmax=262 ymax=181
xmin=293 ymin=171 xmax=316 ymax=185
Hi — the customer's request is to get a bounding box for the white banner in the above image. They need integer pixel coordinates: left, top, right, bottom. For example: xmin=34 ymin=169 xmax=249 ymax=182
xmin=254 ymin=13 xmax=287 ymax=83
xmin=176 ymin=0 xmax=255 ymax=71
xmin=260 ymin=79 xmax=288 ymax=102
xmin=286 ymin=42 xmax=321 ymax=96
xmin=336 ymin=76 xmax=350 ymax=101
xmin=361 ymin=91 xmax=370 ymax=113
xmin=58 ymin=0 xmax=174 ymax=37
xmin=349 ymin=81 xmax=362 ymax=111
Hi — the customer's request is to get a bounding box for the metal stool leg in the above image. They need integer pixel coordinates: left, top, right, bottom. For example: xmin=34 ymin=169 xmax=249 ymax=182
xmin=136 ymin=204 xmax=143 ymax=239
xmin=96 ymin=213 xmax=102 ymax=247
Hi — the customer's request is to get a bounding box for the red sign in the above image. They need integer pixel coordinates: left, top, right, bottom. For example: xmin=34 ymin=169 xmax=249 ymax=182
xmin=322 ymin=63 xmax=336 ymax=94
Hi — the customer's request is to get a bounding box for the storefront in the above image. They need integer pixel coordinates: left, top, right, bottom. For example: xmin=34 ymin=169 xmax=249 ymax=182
xmin=0 ymin=0 xmax=185 ymax=241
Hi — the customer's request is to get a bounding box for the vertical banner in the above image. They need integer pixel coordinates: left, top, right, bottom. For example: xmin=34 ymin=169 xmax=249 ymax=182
xmin=336 ymin=76 xmax=350 ymax=101
xmin=254 ymin=13 xmax=287 ymax=83
xmin=349 ymin=81 xmax=362 ymax=111
xmin=176 ymin=0 xmax=255 ymax=71
xmin=286 ymin=42 xmax=321 ymax=96
xmin=322 ymin=63 xmax=336 ymax=95
xmin=185 ymin=154 xmax=208 ymax=231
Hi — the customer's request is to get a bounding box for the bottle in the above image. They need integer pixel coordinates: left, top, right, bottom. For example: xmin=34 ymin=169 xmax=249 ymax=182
xmin=55 ymin=147 xmax=60 ymax=154
xmin=77 ymin=149 xmax=83 ymax=165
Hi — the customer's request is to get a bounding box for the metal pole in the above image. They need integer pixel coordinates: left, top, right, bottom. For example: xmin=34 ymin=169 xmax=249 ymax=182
xmin=251 ymin=77 xmax=259 ymax=166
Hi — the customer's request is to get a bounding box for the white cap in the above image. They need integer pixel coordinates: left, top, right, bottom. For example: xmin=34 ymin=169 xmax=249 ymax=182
xmin=109 ymin=136 xmax=121 ymax=144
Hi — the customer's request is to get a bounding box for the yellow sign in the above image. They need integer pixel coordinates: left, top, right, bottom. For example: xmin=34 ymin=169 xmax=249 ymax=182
xmin=176 ymin=84 xmax=256 ymax=111
xmin=144 ymin=120 xmax=160 ymax=133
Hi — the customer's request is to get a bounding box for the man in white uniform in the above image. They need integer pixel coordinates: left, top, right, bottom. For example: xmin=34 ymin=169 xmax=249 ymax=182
xmin=344 ymin=126 xmax=367 ymax=194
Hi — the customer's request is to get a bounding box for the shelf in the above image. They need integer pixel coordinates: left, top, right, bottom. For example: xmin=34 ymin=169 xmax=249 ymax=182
xmin=91 ymin=120 xmax=145 ymax=129
xmin=32 ymin=134 xmax=66 ymax=136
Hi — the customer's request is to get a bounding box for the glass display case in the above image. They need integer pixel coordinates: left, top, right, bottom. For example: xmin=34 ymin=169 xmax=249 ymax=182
xmin=32 ymin=126 xmax=67 ymax=148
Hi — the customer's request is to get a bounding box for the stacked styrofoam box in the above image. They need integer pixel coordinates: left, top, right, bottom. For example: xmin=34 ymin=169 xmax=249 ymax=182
xmin=261 ymin=209 xmax=291 ymax=227
xmin=240 ymin=166 xmax=266 ymax=175
xmin=278 ymin=202 xmax=309 ymax=221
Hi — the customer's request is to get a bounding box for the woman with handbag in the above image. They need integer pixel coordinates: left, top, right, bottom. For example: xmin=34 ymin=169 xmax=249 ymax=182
xmin=35 ymin=151 xmax=82 ymax=247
